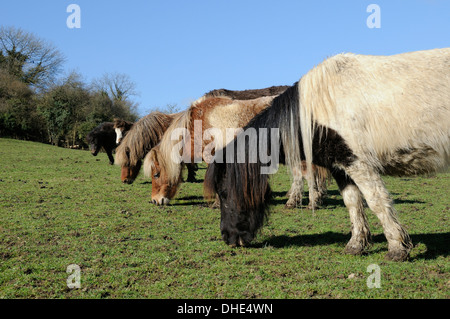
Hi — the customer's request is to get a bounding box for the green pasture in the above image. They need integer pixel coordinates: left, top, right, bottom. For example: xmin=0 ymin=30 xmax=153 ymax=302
xmin=0 ymin=138 xmax=448 ymax=299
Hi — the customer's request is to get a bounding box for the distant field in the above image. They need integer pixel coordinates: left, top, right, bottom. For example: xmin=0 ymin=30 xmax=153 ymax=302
xmin=0 ymin=138 xmax=448 ymax=299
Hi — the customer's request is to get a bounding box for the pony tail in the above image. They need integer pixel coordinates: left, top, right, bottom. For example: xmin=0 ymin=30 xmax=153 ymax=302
xmin=298 ymin=67 xmax=335 ymax=209
xmin=278 ymin=82 xmax=306 ymax=202
xmin=299 ymin=85 xmax=315 ymax=209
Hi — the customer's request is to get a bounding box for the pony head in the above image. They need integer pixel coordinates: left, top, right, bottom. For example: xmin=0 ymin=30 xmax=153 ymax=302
xmin=144 ymin=146 xmax=182 ymax=205
xmin=204 ymin=148 xmax=271 ymax=247
xmin=113 ymin=119 xmax=134 ymax=144
xmin=120 ymin=159 xmax=142 ymax=184
xmin=86 ymin=132 xmax=100 ymax=156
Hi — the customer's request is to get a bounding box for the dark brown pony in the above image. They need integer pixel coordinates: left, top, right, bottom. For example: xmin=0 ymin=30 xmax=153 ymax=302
xmin=86 ymin=122 xmax=117 ymax=165
xmin=114 ymin=111 xmax=198 ymax=184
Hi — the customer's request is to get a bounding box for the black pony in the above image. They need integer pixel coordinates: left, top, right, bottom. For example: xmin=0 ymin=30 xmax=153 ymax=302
xmin=86 ymin=122 xmax=117 ymax=165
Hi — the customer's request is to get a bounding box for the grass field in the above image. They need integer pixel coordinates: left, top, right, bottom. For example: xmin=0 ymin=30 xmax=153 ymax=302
xmin=0 ymin=138 xmax=448 ymax=299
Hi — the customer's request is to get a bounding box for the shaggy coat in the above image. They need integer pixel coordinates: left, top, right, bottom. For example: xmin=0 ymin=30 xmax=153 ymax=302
xmin=204 ymin=48 xmax=450 ymax=261
xmin=144 ymin=95 xmax=276 ymax=205
xmin=144 ymin=85 xmax=329 ymax=206
xmin=114 ymin=111 xmax=178 ymax=183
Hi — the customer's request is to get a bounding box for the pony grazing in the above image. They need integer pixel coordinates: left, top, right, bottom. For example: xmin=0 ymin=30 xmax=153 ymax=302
xmin=143 ymin=85 xmax=329 ymax=207
xmin=113 ymin=118 xmax=134 ymax=144
xmin=86 ymin=122 xmax=117 ymax=165
xmin=114 ymin=111 xmax=198 ymax=184
xmin=143 ymin=95 xmax=274 ymax=205
xmin=204 ymin=48 xmax=450 ymax=261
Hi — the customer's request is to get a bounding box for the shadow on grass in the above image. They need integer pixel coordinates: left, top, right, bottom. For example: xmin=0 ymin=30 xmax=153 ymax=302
xmin=270 ymin=190 xmax=426 ymax=207
xmin=256 ymin=232 xmax=449 ymax=260
xmin=270 ymin=190 xmax=345 ymax=208
xmin=410 ymin=233 xmax=450 ymax=260
xmin=169 ymin=195 xmax=213 ymax=207
xmin=256 ymin=231 xmax=350 ymax=249
xmin=182 ymin=178 xmax=204 ymax=184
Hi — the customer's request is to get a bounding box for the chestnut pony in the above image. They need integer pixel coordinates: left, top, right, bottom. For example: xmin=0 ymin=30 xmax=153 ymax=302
xmin=114 ymin=111 xmax=198 ymax=184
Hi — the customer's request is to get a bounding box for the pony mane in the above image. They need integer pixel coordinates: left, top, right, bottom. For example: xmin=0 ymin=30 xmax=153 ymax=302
xmin=115 ymin=111 xmax=175 ymax=167
xmin=144 ymin=94 xmax=277 ymax=184
xmin=143 ymin=96 xmax=234 ymax=182
xmin=204 ymin=84 xmax=301 ymax=212
xmin=143 ymin=108 xmax=193 ymax=181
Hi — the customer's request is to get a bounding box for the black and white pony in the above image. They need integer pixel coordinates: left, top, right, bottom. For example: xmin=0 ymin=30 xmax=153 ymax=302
xmin=86 ymin=122 xmax=117 ymax=165
xmin=204 ymin=48 xmax=450 ymax=261
xmin=114 ymin=118 xmax=134 ymax=144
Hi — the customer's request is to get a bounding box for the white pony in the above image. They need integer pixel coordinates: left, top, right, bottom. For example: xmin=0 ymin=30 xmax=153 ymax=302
xmin=205 ymin=48 xmax=450 ymax=261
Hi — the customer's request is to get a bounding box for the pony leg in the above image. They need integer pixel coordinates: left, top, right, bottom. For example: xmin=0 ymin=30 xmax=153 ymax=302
xmin=314 ymin=167 xmax=329 ymax=207
xmin=332 ymin=169 xmax=371 ymax=255
xmin=285 ymin=166 xmax=303 ymax=208
xmin=307 ymin=171 xmax=328 ymax=210
xmin=106 ymin=149 xmax=114 ymax=165
xmin=345 ymin=161 xmax=413 ymax=261
xmin=186 ymin=163 xmax=198 ymax=183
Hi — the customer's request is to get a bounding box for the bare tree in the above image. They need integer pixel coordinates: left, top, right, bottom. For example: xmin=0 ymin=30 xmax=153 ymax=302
xmin=146 ymin=103 xmax=181 ymax=115
xmin=0 ymin=26 xmax=65 ymax=90
xmin=91 ymin=72 xmax=138 ymax=102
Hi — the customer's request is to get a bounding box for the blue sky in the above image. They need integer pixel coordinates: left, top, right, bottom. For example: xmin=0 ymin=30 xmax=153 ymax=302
xmin=1 ymin=0 xmax=449 ymax=116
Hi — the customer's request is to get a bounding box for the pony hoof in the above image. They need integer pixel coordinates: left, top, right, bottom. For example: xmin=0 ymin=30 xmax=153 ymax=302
xmin=344 ymin=245 xmax=365 ymax=256
xmin=284 ymin=202 xmax=298 ymax=209
xmin=385 ymin=250 xmax=409 ymax=262
xmin=211 ymin=202 xmax=220 ymax=209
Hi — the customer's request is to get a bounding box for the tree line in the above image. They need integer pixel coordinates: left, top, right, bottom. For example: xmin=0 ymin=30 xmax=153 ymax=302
xmin=0 ymin=26 xmax=139 ymax=148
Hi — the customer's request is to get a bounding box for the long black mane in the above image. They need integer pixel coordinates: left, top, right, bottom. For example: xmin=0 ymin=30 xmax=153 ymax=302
xmin=204 ymin=82 xmax=301 ymax=245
